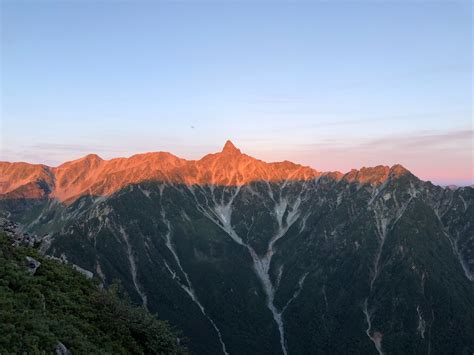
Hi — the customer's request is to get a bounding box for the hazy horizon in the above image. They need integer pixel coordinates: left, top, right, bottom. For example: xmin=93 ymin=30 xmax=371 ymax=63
xmin=1 ymin=0 xmax=472 ymax=186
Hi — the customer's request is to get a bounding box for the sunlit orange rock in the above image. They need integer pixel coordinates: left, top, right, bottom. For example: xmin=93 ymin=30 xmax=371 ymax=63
xmin=0 ymin=162 xmax=53 ymax=198
xmin=0 ymin=141 xmax=411 ymax=204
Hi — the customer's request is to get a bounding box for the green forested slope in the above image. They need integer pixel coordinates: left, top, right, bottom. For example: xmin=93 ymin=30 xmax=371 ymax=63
xmin=0 ymin=232 xmax=187 ymax=354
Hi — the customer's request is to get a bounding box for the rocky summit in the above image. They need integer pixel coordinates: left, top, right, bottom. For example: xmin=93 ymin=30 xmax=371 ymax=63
xmin=0 ymin=141 xmax=473 ymax=354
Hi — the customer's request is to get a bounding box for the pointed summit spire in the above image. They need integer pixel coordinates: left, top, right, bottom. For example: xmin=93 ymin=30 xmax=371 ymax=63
xmin=222 ymin=140 xmax=241 ymax=155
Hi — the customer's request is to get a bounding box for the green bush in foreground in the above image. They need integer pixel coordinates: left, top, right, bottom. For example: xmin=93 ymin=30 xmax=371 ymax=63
xmin=0 ymin=232 xmax=187 ymax=354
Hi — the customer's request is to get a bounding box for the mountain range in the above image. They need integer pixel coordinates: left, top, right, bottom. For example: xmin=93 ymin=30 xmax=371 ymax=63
xmin=1 ymin=141 xmax=473 ymax=354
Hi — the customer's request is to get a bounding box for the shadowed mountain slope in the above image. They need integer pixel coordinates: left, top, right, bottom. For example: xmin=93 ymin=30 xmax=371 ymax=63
xmin=1 ymin=142 xmax=472 ymax=354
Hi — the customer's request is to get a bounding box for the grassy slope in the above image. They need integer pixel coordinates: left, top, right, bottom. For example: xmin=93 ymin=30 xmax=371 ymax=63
xmin=0 ymin=232 xmax=187 ymax=354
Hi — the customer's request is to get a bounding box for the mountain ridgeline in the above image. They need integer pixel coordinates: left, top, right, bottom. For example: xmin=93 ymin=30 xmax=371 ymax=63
xmin=1 ymin=141 xmax=473 ymax=354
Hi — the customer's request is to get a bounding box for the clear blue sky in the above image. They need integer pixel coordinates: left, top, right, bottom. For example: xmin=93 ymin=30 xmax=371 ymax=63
xmin=1 ymin=0 xmax=472 ymax=185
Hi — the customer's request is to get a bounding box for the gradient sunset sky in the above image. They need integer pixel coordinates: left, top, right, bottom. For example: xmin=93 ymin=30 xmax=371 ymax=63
xmin=1 ymin=1 xmax=472 ymax=185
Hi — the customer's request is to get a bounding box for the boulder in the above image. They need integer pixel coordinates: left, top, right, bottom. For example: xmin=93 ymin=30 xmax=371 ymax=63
xmin=54 ymin=341 xmax=71 ymax=355
xmin=72 ymin=264 xmax=94 ymax=279
xmin=25 ymin=256 xmax=41 ymax=275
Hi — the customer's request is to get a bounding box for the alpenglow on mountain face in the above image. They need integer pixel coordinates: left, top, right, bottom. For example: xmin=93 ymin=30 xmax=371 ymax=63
xmin=1 ymin=141 xmax=473 ymax=354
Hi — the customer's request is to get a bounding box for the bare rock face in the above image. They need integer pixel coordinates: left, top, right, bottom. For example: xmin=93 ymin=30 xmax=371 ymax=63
xmin=0 ymin=141 xmax=321 ymax=204
xmin=2 ymin=141 xmax=417 ymax=206
xmin=0 ymin=217 xmax=43 ymax=247
xmin=25 ymin=256 xmax=41 ymax=275
xmin=54 ymin=342 xmax=71 ymax=355
xmin=72 ymin=264 xmax=93 ymax=279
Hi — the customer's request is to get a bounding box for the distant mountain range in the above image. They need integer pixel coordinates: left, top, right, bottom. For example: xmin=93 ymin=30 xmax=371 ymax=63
xmin=1 ymin=141 xmax=473 ymax=354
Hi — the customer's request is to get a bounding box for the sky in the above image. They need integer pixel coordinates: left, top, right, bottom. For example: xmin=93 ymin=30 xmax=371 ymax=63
xmin=0 ymin=0 xmax=472 ymax=185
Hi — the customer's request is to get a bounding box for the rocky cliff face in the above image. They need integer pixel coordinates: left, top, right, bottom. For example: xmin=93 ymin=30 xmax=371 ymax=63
xmin=0 ymin=141 xmax=319 ymax=204
xmin=1 ymin=142 xmax=473 ymax=354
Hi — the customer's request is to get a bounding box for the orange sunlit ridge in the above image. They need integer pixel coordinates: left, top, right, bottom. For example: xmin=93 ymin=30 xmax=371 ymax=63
xmin=0 ymin=141 xmax=411 ymax=204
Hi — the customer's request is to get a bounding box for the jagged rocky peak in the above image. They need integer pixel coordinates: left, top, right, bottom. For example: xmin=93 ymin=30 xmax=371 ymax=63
xmin=343 ymin=164 xmax=414 ymax=185
xmin=389 ymin=163 xmax=411 ymax=178
xmin=344 ymin=165 xmax=390 ymax=185
xmin=1 ymin=143 xmax=473 ymax=355
xmin=0 ymin=142 xmax=429 ymax=203
xmin=221 ymin=140 xmax=242 ymax=155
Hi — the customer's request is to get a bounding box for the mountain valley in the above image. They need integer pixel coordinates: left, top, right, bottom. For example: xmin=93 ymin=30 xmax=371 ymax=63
xmin=1 ymin=141 xmax=473 ymax=354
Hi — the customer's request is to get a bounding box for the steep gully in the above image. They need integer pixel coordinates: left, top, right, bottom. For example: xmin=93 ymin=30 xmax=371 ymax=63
xmin=160 ymin=209 xmax=229 ymax=355
xmin=4 ymin=142 xmax=473 ymax=353
xmin=363 ymin=185 xmax=414 ymax=355
xmin=188 ymin=182 xmax=311 ymax=355
xmin=139 ymin=186 xmax=229 ymax=354
xmin=114 ymin=189 xmax=229 ymax=354
xmin=119 ymin=227 xmax=148 ymax=307
xmin=434 ymin=211 xmax=473 ymax=282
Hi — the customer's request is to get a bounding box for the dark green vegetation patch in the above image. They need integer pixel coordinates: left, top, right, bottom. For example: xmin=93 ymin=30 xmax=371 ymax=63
xmin=0 ymin=233 xmax=186 ymax=354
